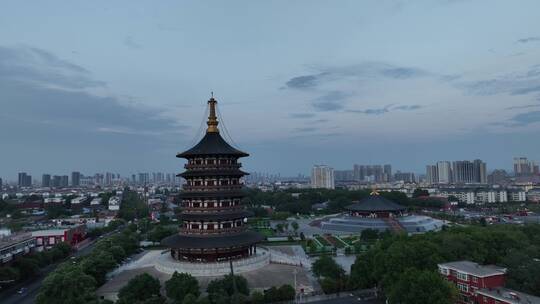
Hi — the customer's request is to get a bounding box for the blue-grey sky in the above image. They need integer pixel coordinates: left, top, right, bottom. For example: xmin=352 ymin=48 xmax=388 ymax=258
xmin=1 ymin=0 xmax=540 ymax=180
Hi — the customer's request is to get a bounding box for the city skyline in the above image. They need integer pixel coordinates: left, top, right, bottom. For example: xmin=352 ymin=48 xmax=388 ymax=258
xmin=1 ymin=155 xmax=538 ymax=184
xmin=1 ymin=1 xmax=540 ymax=177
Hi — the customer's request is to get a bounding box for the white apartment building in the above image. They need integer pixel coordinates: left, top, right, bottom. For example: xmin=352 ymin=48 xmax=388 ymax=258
xmin=311 ymin=165 xmax=335 ymax=189
xmin=475 ymin=190 xmax=508 ymax=204
xmin=508 ymin=190 xmax=527 ymax=202
xmin=108 ymin=196 xmax=120 ymax=211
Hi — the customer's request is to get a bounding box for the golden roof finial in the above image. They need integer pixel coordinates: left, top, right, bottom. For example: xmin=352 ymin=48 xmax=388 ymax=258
xmin=206 ymin=94 xmax=219 ymax=133
xmin=370 ymin=187 xmax=380 ymax=196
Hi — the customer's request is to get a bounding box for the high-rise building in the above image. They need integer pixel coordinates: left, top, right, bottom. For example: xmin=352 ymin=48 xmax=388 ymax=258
xmin=138 ymin=173 xmax=149 ymax=185
xmin=61 ymin=175 xmax=69 ymax=188
xmin=394 ymin=171 xmax=416 ymax=183
xmin=52 ymin=175 xmax=61 ymax=188
xmin=452 ymin=161 xmax=474 ymax=183
xmin=311 ymin=165 xmax=335 ymax=189
xmin=452 ymin=160 xmax=487 ymax=184
xmin=42 ymin=174 xmax=51 ymax=187
xmin=426 ymin=165 xmax=438 ymax=184
xmin=334 ymin=170 xmax=354 ymax=182
xmin=18 ymin=172 xmax=32 ymax=188
xmin=0 ymin=177 xmax=3 ymax=190
xmin=105 ymin=172 xmax=113 ymax=186
xmin=474 ymin=159 xmax=487 ymax=184
xmin=383 ymin=164 xmax=392 ymax=182
xmin=513 ymin=157 xmax=539 ymax=176
xmin=352 ymin=164 xmax=391 ymax=182
xmin=71 ymin=172 xmax=81 ymax=187
xmin=437 ymin=161 xmax=452 ymax=184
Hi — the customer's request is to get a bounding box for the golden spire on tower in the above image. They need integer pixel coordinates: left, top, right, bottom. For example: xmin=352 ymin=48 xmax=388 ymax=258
xmin=206 ymin=92 xmax=219 ymax=133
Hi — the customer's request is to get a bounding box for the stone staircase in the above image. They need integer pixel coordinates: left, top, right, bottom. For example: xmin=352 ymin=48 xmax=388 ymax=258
xmin=383 ymin=217 xmax=405 ymax=233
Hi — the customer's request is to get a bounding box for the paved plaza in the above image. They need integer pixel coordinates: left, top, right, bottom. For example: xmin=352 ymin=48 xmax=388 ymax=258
xmin=97 ymin=245 xmax=319 ymax=302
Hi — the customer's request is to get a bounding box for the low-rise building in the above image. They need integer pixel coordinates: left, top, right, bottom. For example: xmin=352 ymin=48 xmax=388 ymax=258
xmin=90 ymin=197 xmax=102 ymax=205
xmin=31 ymin=224 xmax=86 ymax=251
xmin=108 ymin=196 xmax=120 ymax=211
xmin=71 ymin=196 xmax=87 ymax=205
xmin=508 ymin=190 xmax=527 ymax=202
xmin=438 ymin=260 xmax=506 ymax=304
xmin=476 ymin=287 xmax=540 ymax=304
xmin=0 ymin=232 xmax=36 ymax=264
xmin=475 ymin=189 xmax=508 ymax=204
xmin=527 ymin=188 xmax=540 ymax=202
xmin=439 ymin=189 xmax=476 ymax=205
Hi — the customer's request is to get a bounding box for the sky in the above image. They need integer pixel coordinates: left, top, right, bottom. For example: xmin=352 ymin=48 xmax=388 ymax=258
xmin=1 ymin=0 xmax=540 ymax=181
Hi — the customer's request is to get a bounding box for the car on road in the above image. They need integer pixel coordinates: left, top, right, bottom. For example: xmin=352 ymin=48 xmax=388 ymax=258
xmin=17 ymin=287 xmax=27 ymax=294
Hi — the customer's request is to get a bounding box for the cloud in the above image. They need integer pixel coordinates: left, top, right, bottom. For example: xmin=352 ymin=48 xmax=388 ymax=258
xmin=393 ymin=104 xmax=422 ymax=111
xmin=312 ymin=91 xmax=350 ymax=111
xmin=0 ymin=45 xmax=185 ymax=141
xmin=294 ymin=127 xmax=318 ymax=132
xmin=124 ymin=36 xmax=142 ymax=49
xmin=381 ymin=67 xmax=427 ymax=79
xmin=349 ymin=106 xmax=391 ymax=115
xmin=458 ymin=65 xmax=540 ymax=96
xmin=284 ymin=62 xmax=429 ymax=90
xmin=516 ymin=36 xmax=540 ymax=43
xmin=286 ymin=75 xmax=320 ymax=89
xmin=290 ymin=113 xmax=316 ymax=119
xmin=505 ymin=104 xmax=540 ymax=110
xmin=507 ymin=111 xmax=540 ymax=126
xmin=511 ymin=85 xmax=540 ymax=95
xmin=348 ymin=104 xmax=422 ymax=115
xmin=0 ymin=45 xmax=105 ymax=89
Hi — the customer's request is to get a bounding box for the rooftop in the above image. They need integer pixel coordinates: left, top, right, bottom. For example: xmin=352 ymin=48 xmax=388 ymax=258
xmin=438 ymin=260 xmax=506 ymax=277
xmin=161 ymin=230 xmax=264 ymax=249
xmin=477 ymin=287 xmax=540 ymax=304
xmin=345 ymin=194 xmax=406 ymax=212
xmin=0 ymin=232 xmax=34 ymax=249
xmin=177 ymin=132 xmax=249 ymax=158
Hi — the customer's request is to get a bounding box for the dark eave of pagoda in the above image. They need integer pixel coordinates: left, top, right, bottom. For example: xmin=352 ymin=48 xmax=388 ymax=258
xmin=178 ymin=210 xmax=253 ymax=221
xmin=177 ymin=132 xmax=249 ymax=158
xmin=178 ymin=169 xmax=249 ymax=178
xmin=161 ymin=231 xmax=264 ymax=249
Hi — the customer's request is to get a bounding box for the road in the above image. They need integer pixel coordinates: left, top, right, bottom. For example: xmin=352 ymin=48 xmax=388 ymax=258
xmin=0 ymin=229 xmax=120 ymax=304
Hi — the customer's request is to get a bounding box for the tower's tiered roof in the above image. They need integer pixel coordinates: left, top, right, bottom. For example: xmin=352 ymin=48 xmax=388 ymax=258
xmin=177 ymin=132 xmax=249 ymax=158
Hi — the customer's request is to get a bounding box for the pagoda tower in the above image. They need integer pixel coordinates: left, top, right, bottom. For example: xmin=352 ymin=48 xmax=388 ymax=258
xmin=162 ymin=96 xmax=263 ymax=262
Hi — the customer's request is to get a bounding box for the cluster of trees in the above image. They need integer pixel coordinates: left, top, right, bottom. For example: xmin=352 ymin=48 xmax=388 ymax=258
xmin=115 ymin=271 xmax=295 ymax=304
xmin=244 ymin=188 xmax=373 ymax=215
xmin=244 ymin=188 xmax=448 ymax=215
xmin=0 ymin=198 xmax=16 ymax=217
xmin=349 ymin=224 xmax=540 ymax=303
xmin=86 ymin=219 xmax=125 ymax=239
xmin=118 ymin=190 xmax=149 ymax=221
xmin=275 ymin=221 xmax=299 ymax=234
xmin=312 ymin=255 xmax=348 ymax=294
xmin=0 ymin=242 xmax=72 ymax=286
xmin=36 ymin=227 xmax=140 ymax=304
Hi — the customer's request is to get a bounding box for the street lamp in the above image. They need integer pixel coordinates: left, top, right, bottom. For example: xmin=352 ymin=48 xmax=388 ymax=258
xmin=293 ymin=269 xmax=298 ymax=303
